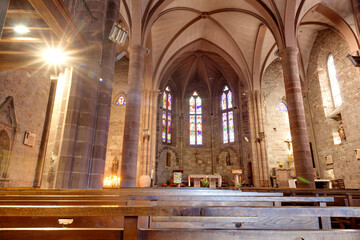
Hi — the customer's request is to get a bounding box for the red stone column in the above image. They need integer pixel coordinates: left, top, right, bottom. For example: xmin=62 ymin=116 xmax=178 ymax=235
xmin=280 ymin=47 xmax=315 ymax=188
xmin=120 ymin=45 xmax=145 ymax=187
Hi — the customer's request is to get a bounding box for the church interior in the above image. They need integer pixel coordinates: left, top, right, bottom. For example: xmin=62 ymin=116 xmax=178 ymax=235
xmin=1 ymin=0 xmax=360 ymax=239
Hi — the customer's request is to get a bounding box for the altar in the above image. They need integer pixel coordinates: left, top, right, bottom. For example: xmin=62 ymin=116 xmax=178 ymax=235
xmin=288 ymin=179 xmax=332 ymax=189
xmin=188 ymin=174 xmax=222 ymax=188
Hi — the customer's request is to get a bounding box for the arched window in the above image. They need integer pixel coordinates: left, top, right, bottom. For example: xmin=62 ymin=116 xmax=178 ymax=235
xmin=115 ymin=95 xmax=126 ymax=106
xmin=189 ymin=91 xmax=202 ymax=145
xmin=327 ymin=54 xmax=342 ymax=108
xmin=162 ymin=86 xmax=172 ymax=143
xmin=221 ymin=86 xmax=235 ymax=143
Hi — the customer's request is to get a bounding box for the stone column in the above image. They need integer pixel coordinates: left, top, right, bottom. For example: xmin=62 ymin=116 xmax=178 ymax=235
xmin=210 ymin=114 xmax=215 ymax=173
xmin=280 ymin=47 xmax=315 ymax=188
xmin=255 ymin=91 xmax=269 ymax=186
xmin=247 ymin=92 xmax=260 ymax=187
xmin=120 ymin=45 xmax=146 ymax=187
xmin=179 ymin=114 xmax=184 ymax=169
xmin=352 ymin=0 xmax=360 ymax=37
xmin=54 ymin=0 xmax=107 ymax=189
xmin=0 ymin=0 xmax=9 ymax=39
xmin=89 ymin=0 xmax=120 ymax=189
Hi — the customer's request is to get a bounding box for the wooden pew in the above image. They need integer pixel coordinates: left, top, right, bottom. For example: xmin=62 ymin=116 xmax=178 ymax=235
xmin=0 ymin=188 xmax=360 ymax=240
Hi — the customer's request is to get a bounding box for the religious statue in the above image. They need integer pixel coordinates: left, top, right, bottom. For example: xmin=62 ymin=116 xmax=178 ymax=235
xmin=338 ymin=121 xmax=346 ymax=142
xmin=111 ymin=156 xmax=119 ymax=175
xmin=226 ymin=153 xmax=231 ymax=166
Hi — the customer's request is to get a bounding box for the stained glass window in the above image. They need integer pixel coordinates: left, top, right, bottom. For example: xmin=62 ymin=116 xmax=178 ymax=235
xmin=167 ymin=113 xmax=171 ymax=143
xmin=221 ymin=93 xmax=227 ymax=110
xmin=277 ymin=101 xmax=288 ymax=112
xmin=190 ymin=116 xmax=196 ymax=145
xmin=115 ymin=96 xmax=126 ymax=106
xmin=189 ymin=97 xmax=195 ymax=114
xmin=162 ymin=86 xmax=172 ymax=143
xmin=228 ymin=111 xmax=234 ymax=142
xmin=168 ymin=93 xmax=172 ymax=110
xmin=227 ymin=91 xmax=233 ymax=108
xmin=162 ymin=92 xmax=167 ymax=109
xmin=221 ymin=86 xmax=235 ymax=143
xmin=190 ymin=91 xmax=202 ymax=145
xmin=162 ymin=111 xmax=166 ymax=142
xmin=222 ymin=113 xmax=228 ymax=144
xmin=327 ymin=54 xmax=342 ymax=108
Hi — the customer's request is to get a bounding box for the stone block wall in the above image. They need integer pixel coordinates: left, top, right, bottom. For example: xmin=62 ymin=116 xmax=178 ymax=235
xmin=0 ymin=70 xmax=51 ymax=187
xmin=306 ymin=30 xmax=360 ymax=188
xmin=155 ymin=80 xmax=243 ymax=186
xmin=104 ymin=58 xmax=129 ymax=179
xmin=262 ymin=59 xmax=292 ymax=173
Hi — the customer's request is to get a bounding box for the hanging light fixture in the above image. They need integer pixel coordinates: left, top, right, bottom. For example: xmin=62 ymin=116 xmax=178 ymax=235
xmin=109 ymin=23 xmax=128 ymax=45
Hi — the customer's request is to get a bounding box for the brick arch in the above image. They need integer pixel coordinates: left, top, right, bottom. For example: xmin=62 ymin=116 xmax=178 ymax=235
xmin=158 ymin=146 xmax=179 ymax=165
xmin=216 ymin=146 xmax=240 ymax=165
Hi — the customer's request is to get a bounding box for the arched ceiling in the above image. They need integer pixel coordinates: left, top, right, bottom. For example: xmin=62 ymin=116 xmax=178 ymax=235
xmin=118 ymin=0 xmax=359 ymax=94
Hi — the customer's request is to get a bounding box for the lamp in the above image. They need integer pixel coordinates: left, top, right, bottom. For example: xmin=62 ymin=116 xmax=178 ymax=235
xmin=109 ymin=23 xmax=128 ymax=45
xmin=347 ymin=54 xmax=360 ymax=67
xmin=116 ymin=51 xmax=127 ymax=61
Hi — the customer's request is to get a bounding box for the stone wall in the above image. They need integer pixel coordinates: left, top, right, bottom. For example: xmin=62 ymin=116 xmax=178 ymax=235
xmin=306 ymin=30 xmax=360 ymax=188
xmin=0 ymin=70 xmax=51 ymax=187
xmin=155 ymin=79 xmax=243 ymax=186
xmin=262 ymin=59 xmax=292 ymax=174
xmin=104 ymin=58 xmax=129 ymax=179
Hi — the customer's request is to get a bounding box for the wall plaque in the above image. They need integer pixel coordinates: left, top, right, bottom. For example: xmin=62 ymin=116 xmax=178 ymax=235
xmin=24 ymin=131 xmax=36 ymax=147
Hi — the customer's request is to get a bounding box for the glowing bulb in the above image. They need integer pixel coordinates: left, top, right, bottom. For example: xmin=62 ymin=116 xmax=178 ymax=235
xmin=42 ymin=48 xmax=66 ymax=65
xmin=14 ymin=25 xmax=30 ymax=34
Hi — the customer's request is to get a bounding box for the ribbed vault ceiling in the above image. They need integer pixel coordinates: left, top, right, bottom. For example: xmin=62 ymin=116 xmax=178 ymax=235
xmin=119 ymin=0 xmax=359 ymax=96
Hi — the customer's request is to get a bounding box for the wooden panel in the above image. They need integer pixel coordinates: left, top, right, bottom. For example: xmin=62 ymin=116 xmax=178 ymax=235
xmin=123 ymin=217 xmax=139 ymax=240
xmin=143 ymin=229 xmax=360 ymax=240
xmin=0 ymin=216 xmax=124 ymax=228
xmin=27 ymin=0 xmax=87 ymax=46
xmin=0 ymin=205 xmax=359 ymax=218
xmin=150 ymin=217 xmax=319 ymax=230
xmin=0 ymin=228 xmax=123 ymax=240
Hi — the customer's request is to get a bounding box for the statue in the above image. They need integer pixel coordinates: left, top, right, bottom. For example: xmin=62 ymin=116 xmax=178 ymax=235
xmin=338 ymin=121 xmax=346 ymax=142
xmin=111 ymin=156 xmax=119 ymax=175
xmin=226 ymin=153 xmax=231 ymax=166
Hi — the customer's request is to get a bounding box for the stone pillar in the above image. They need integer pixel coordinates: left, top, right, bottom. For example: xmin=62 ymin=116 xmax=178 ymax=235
xmin=54 ymin=0 xmax=107 ymax=189
xmin=280 ymin=47 xmax=315 ymax=188
xmin=89 ymin=0 xmax=120 ymax=189
xmin=352 ymin=0 xmax=360 ymax=37
xmin=247 ymin=90 xmax=270 ymax=187
xmin=0 ymin=0 xmax=9 ymax=39
xmin=210 ymin=114 xmax=215 ymax=173
xmin=179 ymin=114 xmax=184 ymax=169
xmin=247 ymin=92 xmax=260 ymax=187
xmin=120 ymin=45 xmax=146 ymax=187
xmin=33 ymin=79 xmax=57 ymax=188
xmin=255 ymin=91 xmax=270 ymax=186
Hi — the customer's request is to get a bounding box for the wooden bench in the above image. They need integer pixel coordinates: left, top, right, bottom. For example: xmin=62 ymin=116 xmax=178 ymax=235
xmin=0 ymin=188 xmax=359 ymax=240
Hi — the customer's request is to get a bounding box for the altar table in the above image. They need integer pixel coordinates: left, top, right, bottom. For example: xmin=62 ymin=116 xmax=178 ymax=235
xmin=288 ymin=179 xmax=332 ymax=189
xmin=188 ymin=174 xmax=222 ymax=188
